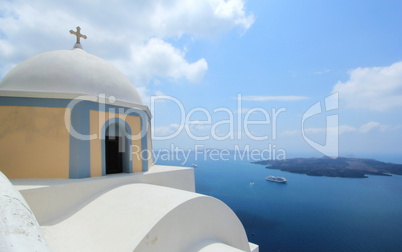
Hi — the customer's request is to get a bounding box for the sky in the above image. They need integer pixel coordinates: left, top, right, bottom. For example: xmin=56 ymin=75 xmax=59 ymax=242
xmin=1 ymin=0 xmax=402 ymax=160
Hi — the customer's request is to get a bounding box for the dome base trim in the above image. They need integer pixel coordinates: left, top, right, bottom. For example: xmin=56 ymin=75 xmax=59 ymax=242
xmin=0 ymin=90 xmax=151 ymax=118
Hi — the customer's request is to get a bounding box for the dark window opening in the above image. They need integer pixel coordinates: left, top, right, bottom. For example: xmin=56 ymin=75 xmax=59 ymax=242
xmin=105 ymin=136 xmax=123 ymax=174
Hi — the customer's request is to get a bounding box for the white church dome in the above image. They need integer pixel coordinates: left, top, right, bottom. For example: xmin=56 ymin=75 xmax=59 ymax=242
xmin=0 ymin=48 xmax=143 ymax=105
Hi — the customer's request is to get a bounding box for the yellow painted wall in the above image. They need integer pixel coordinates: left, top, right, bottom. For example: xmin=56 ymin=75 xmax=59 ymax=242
xmin=89 ymin=111 xmax=102 ymax=177
xmin=127 ymin=114 xmax=143 ymax=173
xmin=0 ymin=106 xmax=70 ymax=178
xmin=89 ymin=111 xmax=143 ymax=177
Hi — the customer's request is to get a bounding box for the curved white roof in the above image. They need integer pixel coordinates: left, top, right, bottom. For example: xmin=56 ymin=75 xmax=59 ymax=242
xmin=11 ymin=166 xmax=257 ymax=251
xmin=40 ymin=183 xmax=251 ymax=252
xmin=0 ymin=48 xmax=142 ymax=105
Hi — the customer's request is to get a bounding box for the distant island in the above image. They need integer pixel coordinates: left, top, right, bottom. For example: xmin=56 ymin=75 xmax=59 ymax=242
xmin=253 ymin=157 xmax=402 ymax=178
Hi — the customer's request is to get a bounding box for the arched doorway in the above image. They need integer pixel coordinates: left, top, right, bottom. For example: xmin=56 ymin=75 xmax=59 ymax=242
xmin=103 ymin=120 xmax=132 ymax=175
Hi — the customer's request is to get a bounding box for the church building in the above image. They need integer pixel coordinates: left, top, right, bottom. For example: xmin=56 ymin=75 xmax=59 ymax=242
xmin=0 ymin=27 xmax=258 ymax=252
xmin=0 ymin=26 xmax=152 ymax=179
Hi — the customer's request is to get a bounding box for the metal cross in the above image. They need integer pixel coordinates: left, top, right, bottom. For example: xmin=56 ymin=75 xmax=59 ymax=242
xmin=69 ymin=26 xmax=87 ymax=44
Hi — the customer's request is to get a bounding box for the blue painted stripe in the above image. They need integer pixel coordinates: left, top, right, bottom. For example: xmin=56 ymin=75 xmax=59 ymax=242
xmin=69 ymin=101 xmax=91 ymax=178
xmin=0 ymin=96 xmax=70 ymax=107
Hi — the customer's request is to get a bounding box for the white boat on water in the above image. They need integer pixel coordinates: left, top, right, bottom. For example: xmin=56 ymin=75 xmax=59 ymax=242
xmin=266 ymin=176 xmax=287 ymax=183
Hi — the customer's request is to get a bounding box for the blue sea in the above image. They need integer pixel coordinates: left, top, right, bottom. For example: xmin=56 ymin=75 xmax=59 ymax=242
xmin=156 ymin=154 xmax=402 ymax=252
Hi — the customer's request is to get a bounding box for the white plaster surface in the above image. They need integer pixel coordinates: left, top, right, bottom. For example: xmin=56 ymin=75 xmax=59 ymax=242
xmin=14 ymin=165 xmax=195 ymax=225
xmin=197 ymin=242 xmax=247 ymax=252
xmin=10 ymin=165 xmax=258 ymax=251
xmin=0 ymin=48 xmax=142 ymax=104
xmin=249 ymin=242 xmax=259 ymax=252
xmin=39 ymin=183 xmax=251 ymax=252
xmin=0 ymin=172 xmax=50 ymax=252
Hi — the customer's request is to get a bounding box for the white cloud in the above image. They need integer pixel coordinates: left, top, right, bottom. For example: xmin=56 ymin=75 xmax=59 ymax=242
xmin=338 ymin=125 xmax=357 ymax=135
xmin=282 ymin=125 xmax=356 ymax=136
xmin=333 ymin=61 xmax=402 ymax=111
xmin=154 ymin=90 xmax=166 ymax=96
xmin=0 ymin=40 xmax=15 ymax=57
xmin=148 ymin=90 xmax=169 ymax=105
xmin=281 ymin=129 xmax=299 ymax=136
xmin=214 ymin=0 xmax=255 ymax=30
xmin=312 ymin=68 xmax=330 ymax=75
xmin=0 ymin=0 xmax=253 ymax=85
xmin=240 ymin=96 xmax=309 ymax=102
xmin=359 ymin=121 xmax=381 ymax=133
xmin=188 ymin=120 xmax=211 ymax=131
xmin=135 ymin=86 xmax=153 ymax=106
xmin=357 ymin=121 xmax=402 ymax=133
xmin=154 ymin=123 xmax=181 ymax=136
xmin=283 ymin=121 xmax=402 ymax=137
xmin=136 ymin=88 xmax=172 ymax=106
xmin=304 ymin=125 xmax=356 ymax=135
xmin=112 ymin=38 xmax=208 ymax=85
